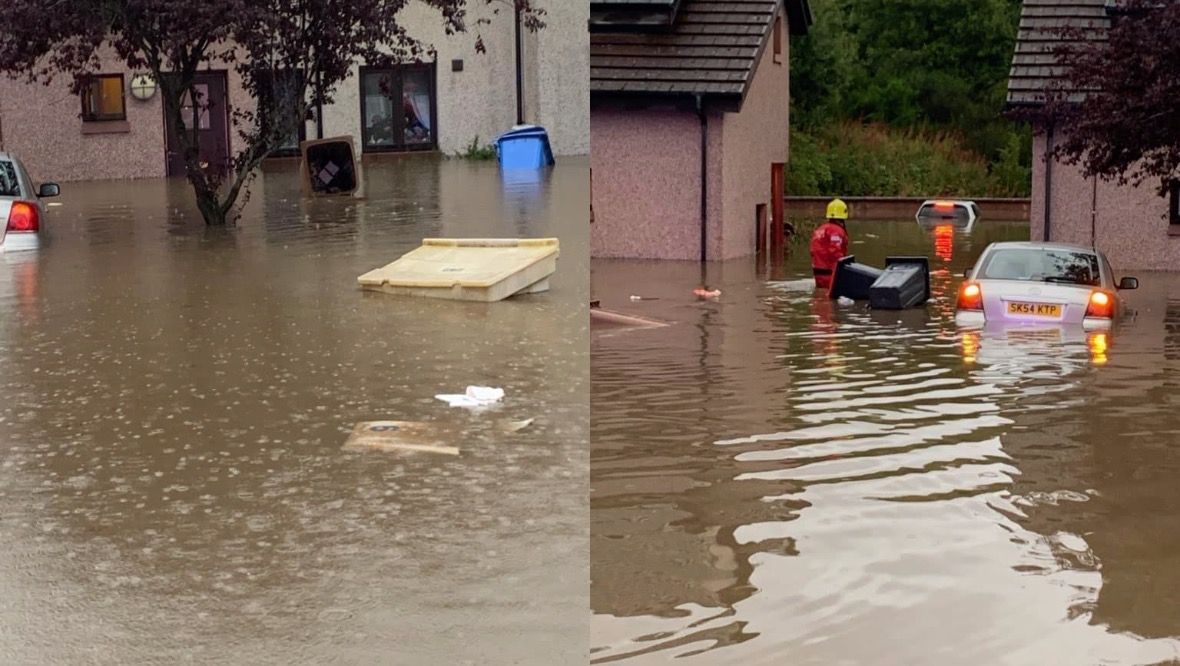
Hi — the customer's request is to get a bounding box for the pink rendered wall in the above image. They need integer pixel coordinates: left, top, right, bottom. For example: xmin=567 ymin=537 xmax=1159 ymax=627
xmin=0 ymin=46 xmax=253 ymax=184
xmin=1034 ymin=132 xmax=1180 ymax=271
xmin=590 ymin=108 xmax=723 ymax=260
xmin=718 ymin=7 xmax=790 ymax=260
xmin=0 ymin=53 xmax=164 ymax=182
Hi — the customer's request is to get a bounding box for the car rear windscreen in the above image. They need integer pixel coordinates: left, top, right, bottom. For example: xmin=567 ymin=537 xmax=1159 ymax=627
xmin=979 ymin=248 xmax=1101 ymax=286
xmin=0 ymin=162 xmax=18 ymax=197
xmin=918 ymin=203 xmax=969 ymax=217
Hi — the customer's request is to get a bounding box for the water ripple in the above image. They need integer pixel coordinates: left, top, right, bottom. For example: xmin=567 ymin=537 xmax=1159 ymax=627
xmin=593 ymin=223 xmax=1180 ymax=664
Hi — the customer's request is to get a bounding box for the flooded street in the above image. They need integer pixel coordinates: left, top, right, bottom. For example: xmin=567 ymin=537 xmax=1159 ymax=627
xmin=0 ymin=156 xmax=588 ymax=665
xmin=592 ymin=220 xmax=1180 ymax=664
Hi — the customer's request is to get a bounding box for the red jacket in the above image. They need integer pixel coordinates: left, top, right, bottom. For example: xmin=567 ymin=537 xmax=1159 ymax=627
xmin=810 ymin=221 xmax=849 ymax=287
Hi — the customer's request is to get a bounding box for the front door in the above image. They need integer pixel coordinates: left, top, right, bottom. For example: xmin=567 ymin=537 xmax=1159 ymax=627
xmin=165 ymin=71 xmax=230 ymax=178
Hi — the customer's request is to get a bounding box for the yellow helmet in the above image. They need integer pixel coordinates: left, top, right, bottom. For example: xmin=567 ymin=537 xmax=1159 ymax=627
xmin=826 ymin=198 xmax=849 ymax=221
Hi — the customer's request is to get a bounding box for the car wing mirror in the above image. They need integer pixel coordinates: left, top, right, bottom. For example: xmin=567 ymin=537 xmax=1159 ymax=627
xmin=1118 ymin=276 xmax=1139 ymax=290
xmin=38 ymin=183 xmax=60 ymax=198
xmin=963 ymin=268 xmax=972 ymax=279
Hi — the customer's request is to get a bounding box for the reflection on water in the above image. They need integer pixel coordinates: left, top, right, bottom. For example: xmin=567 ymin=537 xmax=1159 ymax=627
xmin=0 ymin=155 xmax=588 ymax=665
xmin=592 ymin=220 xmax=1180 ymax=665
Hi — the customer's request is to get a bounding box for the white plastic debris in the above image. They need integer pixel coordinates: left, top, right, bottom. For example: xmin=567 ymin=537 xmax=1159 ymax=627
xmin=435 ymin=385 xmax=505 ymax=408
xmin=837 ymin=296 xmax=855 ymax=306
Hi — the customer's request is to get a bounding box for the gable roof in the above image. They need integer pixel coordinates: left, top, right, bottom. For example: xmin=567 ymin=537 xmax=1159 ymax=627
xmin=590 ymin=0 xmax=813 ymax=112
xmin=1006 ymin=0 xmax=1111 ymax=107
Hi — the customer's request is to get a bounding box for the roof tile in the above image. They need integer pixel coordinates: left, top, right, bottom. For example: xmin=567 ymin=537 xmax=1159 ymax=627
xmin=591 ymin=0 xmax=782 ymax=105
xmin=1007 ymin=0 xmax=1109 ymax=106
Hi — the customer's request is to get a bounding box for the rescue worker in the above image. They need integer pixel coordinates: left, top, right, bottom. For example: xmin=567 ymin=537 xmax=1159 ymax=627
xmin=810 ymin=198 xmax=851 ymax=290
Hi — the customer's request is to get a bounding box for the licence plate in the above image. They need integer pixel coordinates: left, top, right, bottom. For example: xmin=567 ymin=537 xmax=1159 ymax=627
xmin=1007 ymin=301 xmax=1061 ymax=317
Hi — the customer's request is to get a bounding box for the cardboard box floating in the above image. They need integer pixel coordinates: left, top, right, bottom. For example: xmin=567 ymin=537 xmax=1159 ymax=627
xmin=343 ymin=421 xmax=460 ymax=456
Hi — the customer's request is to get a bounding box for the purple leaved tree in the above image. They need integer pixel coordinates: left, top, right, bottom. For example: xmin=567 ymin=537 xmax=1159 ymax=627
xmin=1008 ymin=0 xmax=1180 ymax=197
xmin=0 ymin=0 xmax=541 ymax=225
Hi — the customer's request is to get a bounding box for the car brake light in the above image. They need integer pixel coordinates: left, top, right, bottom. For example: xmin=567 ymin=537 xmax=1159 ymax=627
xmin=1085 ymin=290 xmax=1114 ymax=318
xmin=957 ymin=282 xmax=983 ymax=310
xmin=6 ymin=202 xmax=39 ymax=233
xmin=934 ymin=200 xmax=955 ymax=210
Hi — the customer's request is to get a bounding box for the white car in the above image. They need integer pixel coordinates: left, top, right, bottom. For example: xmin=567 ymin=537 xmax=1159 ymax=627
xmin=0 ymin=152 xmax=59 ymax=252
xmin=955 ymin=241 xmax=1137 ymax=330
xmin=916 ymin=199 xmax=979 ymax=231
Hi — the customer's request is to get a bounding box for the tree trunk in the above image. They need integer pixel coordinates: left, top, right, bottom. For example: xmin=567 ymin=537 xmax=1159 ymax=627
xmin=195 ymin=186 xmax=226 ymax=226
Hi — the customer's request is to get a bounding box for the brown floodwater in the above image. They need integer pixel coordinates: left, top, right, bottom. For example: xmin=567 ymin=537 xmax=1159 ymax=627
xmin=0 ymin=155 xmax=588 ymax=665
xmin=591 ymin=220 xmax=1180 ymax=665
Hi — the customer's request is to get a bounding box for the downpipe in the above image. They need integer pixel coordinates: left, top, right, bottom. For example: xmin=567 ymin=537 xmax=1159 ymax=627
xmin=1044 ymin=123 xmax=1054 ymax=243
xmin=696 ymin=94 xmax=708 ymax=266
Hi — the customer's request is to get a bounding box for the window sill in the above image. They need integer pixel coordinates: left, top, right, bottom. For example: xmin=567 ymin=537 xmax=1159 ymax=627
xmin=1168 ymin=225 xmax=1180 ymax=237
xmin=81 ymin=121 xmax=131 ymax=135
xmin=361 ymin=145 xmax=438 ymax=155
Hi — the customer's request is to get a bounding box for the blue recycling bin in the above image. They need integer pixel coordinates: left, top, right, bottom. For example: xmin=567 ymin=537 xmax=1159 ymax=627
xmin=495 ymin=125 xmax=556 ymax=170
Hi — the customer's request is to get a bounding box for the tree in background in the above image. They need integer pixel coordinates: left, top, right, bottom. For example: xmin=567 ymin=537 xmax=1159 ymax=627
xmin=1012 ymin=0 xmax=1180 ymax=197
xmin=789 ymin=0 xmax=1031 ymax=197
xmin=0 ymin=0 xmax=540 ymax=225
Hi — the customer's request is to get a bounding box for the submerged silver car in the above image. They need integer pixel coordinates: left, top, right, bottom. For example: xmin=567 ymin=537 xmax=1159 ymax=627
xmin=955 ymin=241 xmax=1138 ymax=330
xmin=0 ymin=152 xmax=59 ymax=252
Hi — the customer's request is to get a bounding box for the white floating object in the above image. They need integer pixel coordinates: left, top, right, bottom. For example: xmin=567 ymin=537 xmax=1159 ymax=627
xmin=436 ymin=385 xmax=504 ymax=408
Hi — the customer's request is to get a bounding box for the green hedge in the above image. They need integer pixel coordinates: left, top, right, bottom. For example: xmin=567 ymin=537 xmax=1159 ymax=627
xmin=787 ymin=121 xmax=1031 ymax=198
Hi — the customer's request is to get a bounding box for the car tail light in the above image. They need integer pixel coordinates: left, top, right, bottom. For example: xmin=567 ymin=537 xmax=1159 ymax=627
xmin=1085 ymin=290 xmax=1114 ymax=318
xmin=934 ymin=200 xmax=955 ymax=211
xmin=957 ymin=282 xmax=983 ymax=310
xmin=6 ymin=202 xmax=39 ymax=233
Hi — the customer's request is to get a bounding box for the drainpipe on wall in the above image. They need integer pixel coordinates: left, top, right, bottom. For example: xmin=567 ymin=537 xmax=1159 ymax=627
xmin=696 ymin=93 xmax=708 ymax=266
xmin=1044 ymin=122 xmax=1054 ymax=243
xmin=515 ymin=5 xmax=524 ymax=125
xmin=1090 ymin=174 xmax=1098 ymax=248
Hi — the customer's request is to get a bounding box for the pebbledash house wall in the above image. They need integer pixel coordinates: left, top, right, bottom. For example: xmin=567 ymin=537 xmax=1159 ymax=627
xmin=1031 ymin=132 xmax=1180 ymax=271
xmin=0 ymin=3 xmax=586 ymax=185
xmin=590 ymin=6 xmax=790 ymax=261
xmin=317 ymin=0 xmax=588 ymax=157
xmin=590 ymin=111 xmax=722 ymax=261
xmin=0 ymin=47 xmax=253 ymax=183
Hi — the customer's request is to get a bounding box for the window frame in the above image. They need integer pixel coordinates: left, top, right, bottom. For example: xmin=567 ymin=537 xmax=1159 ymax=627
xmin=80 ymin=73 xmax=128 ymax=123
xmin=358 ymin=63 xmax=439 ymax=154
xmin=1169 ymin=179 xmax=1180 ymax=226
xmin=259 ymin=68 xmax=311 ymax=158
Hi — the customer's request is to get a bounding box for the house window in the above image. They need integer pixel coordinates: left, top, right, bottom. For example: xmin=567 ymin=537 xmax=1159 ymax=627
xmin=259 ymin=69 xmax=308 ymax=157
xmin=1170 ymin=180 xmax=1180 ymax=225
xmin=773 ymin=16 xmax=783 ymax=64
xmin=360 ymin=64 xmax=437 ymax=152
xmin=81 ymin=74 xmax=126 ymax=122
